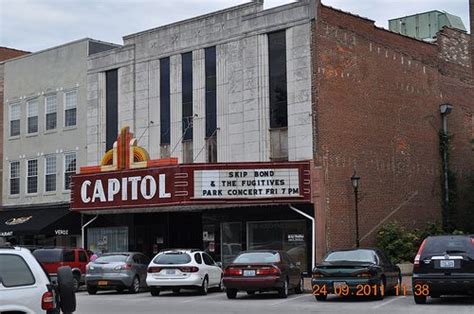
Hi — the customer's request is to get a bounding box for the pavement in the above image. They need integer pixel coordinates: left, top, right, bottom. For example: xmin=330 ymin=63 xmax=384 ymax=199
xmin=75 ymin=282 xmax=474 ymax=314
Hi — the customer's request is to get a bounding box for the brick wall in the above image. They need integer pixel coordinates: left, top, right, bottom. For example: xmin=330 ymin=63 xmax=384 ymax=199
xmin=312 ymin=5 xmax=474 ymax=252
xmin=0 ymin=47 xmax=29 ymax=208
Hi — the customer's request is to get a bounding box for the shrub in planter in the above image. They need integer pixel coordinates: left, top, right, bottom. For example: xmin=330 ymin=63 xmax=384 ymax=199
xmin=375 ymin=222 xmax=420 ymax=264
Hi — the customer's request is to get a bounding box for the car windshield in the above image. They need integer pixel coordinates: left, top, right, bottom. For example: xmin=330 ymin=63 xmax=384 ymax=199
xmin=423 ymin=237 xmax=474 ymax=256
xmin=32 ymin=249 xmax=62 ymax=263
xmin=95 ymin=254 xmax=128 ymax=263
xmin=324 ymin=249 xmax=377 ymax=263
xmin=233 ymin=252 xmax=280 ymax=263
xmin=153 ymin=252 xmax=192 ymax=265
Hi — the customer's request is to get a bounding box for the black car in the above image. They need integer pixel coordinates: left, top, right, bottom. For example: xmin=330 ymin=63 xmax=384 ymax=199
xmin=312 ymin=248 xmax=401 ymax=301
xmin=412 ymin=235 xmax=474 ymax=304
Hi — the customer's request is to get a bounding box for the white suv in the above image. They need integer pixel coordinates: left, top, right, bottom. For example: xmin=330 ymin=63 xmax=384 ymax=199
xmin=0 ymin=244 xmax=76 ymax=314
xmin=146 ymin=249 xmax=223 ymax=296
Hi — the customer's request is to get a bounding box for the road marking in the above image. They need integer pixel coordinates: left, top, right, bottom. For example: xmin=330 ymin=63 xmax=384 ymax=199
xmin=180 ymin=293 xmax=225 ymax=304
xmin=372 ymin=296 xmax=405 ymax=309
xmin=269 ymin=294 xmax=310 ymax=306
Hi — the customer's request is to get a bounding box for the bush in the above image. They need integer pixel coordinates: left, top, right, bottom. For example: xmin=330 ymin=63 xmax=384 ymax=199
xmin=376 ymin=221 xmax=465 ymax=264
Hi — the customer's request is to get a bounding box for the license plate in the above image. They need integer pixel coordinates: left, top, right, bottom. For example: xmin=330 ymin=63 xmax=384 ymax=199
xmin=166 ymin=269 xmax=176 ymax=275
xmin=98 ymin=281 xmax=108 ymax=286
xmin=440 ymin=260 xmax=455 ymax=268
xmin=333 ymin=282 xmax=347 ymax=290
xmin=243 ymin=270 xmax=256 ymax=277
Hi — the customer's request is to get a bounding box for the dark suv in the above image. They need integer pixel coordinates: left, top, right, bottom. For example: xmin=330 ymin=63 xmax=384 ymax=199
xmin=412 ymin=235 xmax=474 ymax=304
xmin=33 ymin=248 xmax=90 ymax=291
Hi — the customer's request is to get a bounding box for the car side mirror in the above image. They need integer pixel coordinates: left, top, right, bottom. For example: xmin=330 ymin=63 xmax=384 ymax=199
xmin=216 ymin=262 xmax=223 ymax=268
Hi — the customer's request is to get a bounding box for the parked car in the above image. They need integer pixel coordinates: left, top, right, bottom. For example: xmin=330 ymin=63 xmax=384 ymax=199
xmin=412 ymin=235 xmax=474 ymax=304
xmin=147 ymin=249 xmax=223 ymax=296
xmin=85 ymin=252 xmax=150 ymax=294
xmin=0 ymin=244 xmax=76 ymax=314
xmin=33 ymin=248 xmax=90 ymax=291
xmin=223 ymin=250 xmax=304 ymax=299
xmin=311 ymin=248 xmax=401 ymax=301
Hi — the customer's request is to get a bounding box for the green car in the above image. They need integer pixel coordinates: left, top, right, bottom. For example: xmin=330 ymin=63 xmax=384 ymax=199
xmin=311 ymin=248 xmax=401 ymax=301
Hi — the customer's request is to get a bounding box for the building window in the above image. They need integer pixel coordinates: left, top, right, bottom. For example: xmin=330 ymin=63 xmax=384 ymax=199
xmin=106 ymin=70 xmax=118 ymax=151
xmin=64 ymin=91 xmax=77 ymax=127
xmin=45 ymin=155 xmax=56 ymax=192
xmin=9 ymin=103 xmax=21 ymax=137
xmin=64 ymin=152 xmax=76 ymax=190
xmin=268 ymin=30 xmax=288 ymax=160
xmin=160 ymin=57 xmax=171 ymax=154
xmin=182 ymin=52 xmax=193 ymax=142
xmin=27 ymin=99 xmax=39 ymax=134
xmin=27 ymin=159 xmax=38 ymax=194
xmin=9 ymin=161 xmax=20 ymax=195
xmin=205 ymin=46 xmax=217 ymax=163
xmin=45 ymin=95 xmax=57 ymax=130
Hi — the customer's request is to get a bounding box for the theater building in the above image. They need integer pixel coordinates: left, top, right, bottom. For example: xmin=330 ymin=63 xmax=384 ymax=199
xmin=77 ymin=0 xmax=317 ymax=272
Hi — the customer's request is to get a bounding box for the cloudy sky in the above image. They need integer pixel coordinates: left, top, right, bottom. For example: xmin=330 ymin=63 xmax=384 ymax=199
xmin=0 ymin=0 xmax=470 ymax=52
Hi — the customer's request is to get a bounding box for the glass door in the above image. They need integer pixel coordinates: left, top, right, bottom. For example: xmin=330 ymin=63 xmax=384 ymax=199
xmin=220 ymin=222 xmax=242 ymax=266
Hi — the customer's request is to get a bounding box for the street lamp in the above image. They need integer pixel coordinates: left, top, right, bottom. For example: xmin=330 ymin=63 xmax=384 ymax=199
xmin=351 ymin=171 xmax=361 ymax=248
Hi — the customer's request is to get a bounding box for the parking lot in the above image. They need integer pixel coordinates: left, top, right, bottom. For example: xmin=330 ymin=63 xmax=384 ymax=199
xmin=76 ymin=289 xmax=474 ymax=314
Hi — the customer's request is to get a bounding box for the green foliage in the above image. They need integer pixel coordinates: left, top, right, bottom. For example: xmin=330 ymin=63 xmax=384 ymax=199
xmin=375 ymin=221 xmax=462 ymax=264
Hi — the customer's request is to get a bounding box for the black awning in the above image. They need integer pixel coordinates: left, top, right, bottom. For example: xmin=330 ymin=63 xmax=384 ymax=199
xmin=0 ymin=207 xmax=80 ymax=237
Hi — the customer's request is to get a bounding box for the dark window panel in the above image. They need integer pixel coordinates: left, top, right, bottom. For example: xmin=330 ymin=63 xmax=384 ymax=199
xmin=10 ymin=120 xmax=20 ymax=136
xmin=106 ymin=69 xmax=118 ymax=151
xmin=65 ymin=108 xmax=76 ymax=127
xmin=160 ymin=57 xmax=171 ymax=145
xmin=45 ymin=174 xmax=56 ymax=192
xmin=28 ymin=116 xmax=38 ymax=133
xmin=182 ymin=52 xmax=193 ymax=141
xmin=205 ymin=46 xmax=217 ymax=139
xmin=268 ymin=30 xmax=288 ymax=129
xmin=46 ymin=113 xmax=57 ymax=130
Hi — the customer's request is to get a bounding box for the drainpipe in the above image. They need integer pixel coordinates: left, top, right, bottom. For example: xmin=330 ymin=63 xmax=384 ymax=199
xmin=440 ymin=104 xmax=452 ymax=230
xmin=81 ymin=215 xmax=98 ymax=249
xmin=289 ymin=205 xmax=315 ymax=271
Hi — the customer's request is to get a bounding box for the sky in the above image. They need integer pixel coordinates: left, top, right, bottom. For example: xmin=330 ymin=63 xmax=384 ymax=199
xmin=0 ymin=0 xmax=471 ymax=52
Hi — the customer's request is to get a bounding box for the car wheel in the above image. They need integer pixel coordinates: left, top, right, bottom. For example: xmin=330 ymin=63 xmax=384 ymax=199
xmin=315 ymin=294 xmax=327 ymax=301
xmin=72 ymin=275 xmax=80 ymax=292
xmin=173 ymin=288 xmax=180 ymax=294
xmin=217 ymin=276 xmax=224 ymax=292
xmin=87 ymin=285 xmax=97 ymax=295
xmin=295 ymin=276 xmax=304 ymax=294
xmin=150 ymin=287 xmax=160 ymax=296
xmin=247 ymin=291 xmax=255 ymax=295
xmin=414 ymin=295 xmax=427 ymax=304
xmin=278 ymin=278 xmax=289 ymax=298
xmin=391 ymin=275 xmax=402 ymax=295
xmin=199 ymin=277 xmax=209 ymax=295
xmin=57 ymin=266 xmax=77 ymax=313
xmin=226 ymin=289 xmax=237 ymax=299
xmin=129 ymin=276 xmax=140 ymax=294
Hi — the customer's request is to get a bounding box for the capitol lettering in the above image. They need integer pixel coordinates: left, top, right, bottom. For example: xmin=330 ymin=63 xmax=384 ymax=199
xmin=80 ymin=174 xmax=171 ymax=203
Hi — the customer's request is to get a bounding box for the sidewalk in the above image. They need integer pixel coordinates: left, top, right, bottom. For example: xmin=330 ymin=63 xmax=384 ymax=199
xmin=303 ymin=276 xmax=413 ymax=295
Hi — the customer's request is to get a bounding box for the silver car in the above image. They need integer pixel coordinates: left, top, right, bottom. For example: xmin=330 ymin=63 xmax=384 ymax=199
xmin=85 ymin=252 xmax=150 ymax=294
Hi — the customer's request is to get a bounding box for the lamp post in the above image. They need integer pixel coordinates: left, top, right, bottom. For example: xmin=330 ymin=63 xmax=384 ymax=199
xmin=351 ymin=172 xmax=361 ymax=248
xmin=440 ymin=103 xmax=453 ymax=230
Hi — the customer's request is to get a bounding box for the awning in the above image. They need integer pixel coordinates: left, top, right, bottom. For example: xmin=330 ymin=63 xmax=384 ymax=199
xmin=0 ymin=207 xmax=80 ymax=237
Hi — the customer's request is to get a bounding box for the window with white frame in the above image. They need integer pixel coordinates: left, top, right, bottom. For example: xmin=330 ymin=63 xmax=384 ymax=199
xmin=10 ymin=161 xmax=20 ymax=195
xmin=45 ymin=95 xmax=57 ymax=130
xmin=27 ymin=99 xmax=39 ymax=134
xmin=27 ymin=159 xmax=38 ymax=194
xmin=64 ymin=91 xmax=77 ymax=127
xmin=45 ymin=155 xmax=56 ymax=192
xmin=64 ymin=153 xmax=76 ymax=190
xmin=10 ymin=103 xmax=21 ymax=137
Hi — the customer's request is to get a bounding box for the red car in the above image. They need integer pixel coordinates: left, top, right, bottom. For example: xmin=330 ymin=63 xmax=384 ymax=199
xmin=33 ymin=248 xmax=90 ymax=291
xmin=223 ymin=250 xmax=304 ymax=299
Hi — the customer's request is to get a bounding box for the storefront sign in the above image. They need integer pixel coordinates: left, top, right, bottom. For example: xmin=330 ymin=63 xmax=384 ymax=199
xmin=5 ymin=216 xmax=33 ymax=226
xmin=288 ymin=234 xmax=305 ymax=242
xmin=55 ymin=229 xmax=69 ymax=235
xmin=0 ymin=231 xmax=13 ymax=237
xmin=194 ymin=169 xmax=300 ymax=198
xmin=72 ymin=162 xmax=311 ymax=211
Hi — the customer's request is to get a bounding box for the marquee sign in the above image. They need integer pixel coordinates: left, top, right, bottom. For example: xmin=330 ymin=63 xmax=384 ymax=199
xmin=71 ymin=127 xmax=312 ymax=212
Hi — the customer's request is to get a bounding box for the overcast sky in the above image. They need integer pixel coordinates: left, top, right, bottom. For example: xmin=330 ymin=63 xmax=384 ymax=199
xmin=0 ymin=0 xmax=470 ymax=52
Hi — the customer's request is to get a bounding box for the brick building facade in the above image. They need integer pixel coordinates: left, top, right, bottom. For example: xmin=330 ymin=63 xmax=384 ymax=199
xmin=0 ymin=47 xmax=30 ymax=209
xmin=312 ymin=4 xmax=474 ymax=257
